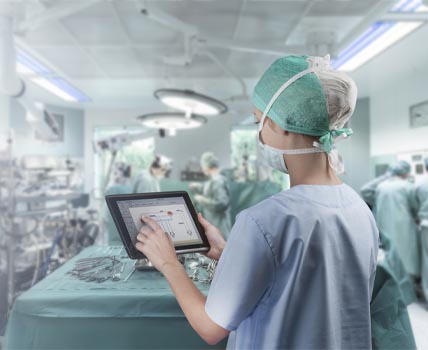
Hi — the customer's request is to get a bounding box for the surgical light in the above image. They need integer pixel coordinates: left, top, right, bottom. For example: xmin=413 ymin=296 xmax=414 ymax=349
xmin=154 ymin=89 xmax=227 ymax=116
xmin=136 ymin=112 xmax=207 ymax=136
xmin=332 ymin=0 xmax=426 ymax=72
xmin=16 ymin=49 xmax=91 ymax=102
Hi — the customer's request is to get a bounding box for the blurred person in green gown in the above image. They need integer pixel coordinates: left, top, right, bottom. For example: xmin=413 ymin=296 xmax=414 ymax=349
xmin=374 ymin=160 xmax=421 ymax=278
xmin=190 ymin=152 xmax=232 ymax=239
xmin=416 ymin=157 xmax=428 ymax=302
xmin=133 ymin=155 xmax=172 ymax=193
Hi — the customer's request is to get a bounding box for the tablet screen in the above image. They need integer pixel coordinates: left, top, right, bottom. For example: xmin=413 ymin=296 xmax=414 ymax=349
xmin=116 ymin=196 xmax=204 ymax=247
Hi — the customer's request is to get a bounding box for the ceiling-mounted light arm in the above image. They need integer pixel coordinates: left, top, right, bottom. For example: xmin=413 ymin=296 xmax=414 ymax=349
xmin=137 ymin=1 xmax=198 ymax=36
xmin=332 ymin=1 xmax=396 ymax=57
xmin=17 ymin=0 xmax=102 ymax=35
xmin=137 ymin=1 xmax=198 ymax=66
xmin=197 ymin=36 xmax=305 ymax=56
xmin=196 ymin=50 xmax=248 ymax=100
xmin=185 ymin=108 xmax=192 ymax=119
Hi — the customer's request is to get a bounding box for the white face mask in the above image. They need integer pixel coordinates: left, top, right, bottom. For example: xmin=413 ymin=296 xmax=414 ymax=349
xmin=257 ymin=127 xmax=323 ymax=174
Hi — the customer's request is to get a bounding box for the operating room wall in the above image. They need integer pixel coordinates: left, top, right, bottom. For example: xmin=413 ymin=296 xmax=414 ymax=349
xmin=370 ymin=76 xmax=428 ymax=157
xmin=363 ymin=23 xmax=428 ymax=158
xmin=337 ymin=97 xmax=371 ymax=191
xmin=9 ymin=100 xmax=84 ymax=157
xmin=0 ymin=94 xmax=11 ymax=134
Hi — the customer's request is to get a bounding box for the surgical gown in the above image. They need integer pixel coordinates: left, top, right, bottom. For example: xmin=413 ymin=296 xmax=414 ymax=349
xmin=206 ymin=184 xmax=379 ymax=349
xmin=196 ymin=174 xmax=232 ymax=239
xmin=374 ymin=177 xmax=420 ymax=277
xmin=416 ymin=177 xmax=428 ymax=301
xmin=360 ymin=174 xmax=390 ymax=209
xmin=132 ymin=169 xmax=160 ymax=194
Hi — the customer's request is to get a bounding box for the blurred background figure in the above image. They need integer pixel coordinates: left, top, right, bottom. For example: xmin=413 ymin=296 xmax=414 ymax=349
xmin=416 ymin=157 xmax=428 ymax=303
xmin=103 ymin=162 xmax=133 ymax=244
xmin=105 ymin=162 xmax=133 ymax=196
xmin=361 ymin=167 xmax=392 ymax=210
xmin=374 ymin=160 xmax=421 ymax=279
xmin=190 ymin=152 xmax=232 ymax=239
xmin=133 ymin=155 xmax=172 ymax=194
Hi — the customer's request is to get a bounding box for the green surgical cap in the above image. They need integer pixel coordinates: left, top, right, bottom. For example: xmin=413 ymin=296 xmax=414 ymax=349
xmin=390 ymin=160 xmax=411 ymax=176
xmin=253 ymin=55 xmax=329 ymax=136
xmin=200 ymin=152 xmax=219 ymax=169
xmin=252 ymin=55 xmax=357 ymax=148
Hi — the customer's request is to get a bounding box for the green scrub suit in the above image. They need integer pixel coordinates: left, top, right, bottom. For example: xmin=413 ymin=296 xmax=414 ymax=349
xmin=374 ymin=177 xmax=420 ymax=277
xmin=416 ymin=177 xmax=428 ymax=301
xmin=133 ymin=170 xmax=160 ymax=194
xmin=195 ymin=174 xmax=232 ymax=239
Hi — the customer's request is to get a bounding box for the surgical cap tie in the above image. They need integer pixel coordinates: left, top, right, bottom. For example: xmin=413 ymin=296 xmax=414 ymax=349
xmin=312 ymin=128 xmax=353 ymax=175
xmin=314 ymin=127 xmax=354 ymax=154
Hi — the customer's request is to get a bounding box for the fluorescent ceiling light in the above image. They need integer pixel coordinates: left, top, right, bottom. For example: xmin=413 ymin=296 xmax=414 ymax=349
xmin=154 ymin=89 xmax=228 ymax=116
xmin=391 ymin=0 xmax=425 ymax=12
xmin=334 ymin=21 xmax=423 ymax=72
xmin=137 ymin=112 xmax=207 ymax=134
xmin=16 ymin=62 xmax=35 ymax=76
xmin=417 ymin=5 xmax=428 ymax=12
xmin=15 ymin=48 xmax=90 ymax=102
xmin=332 ymin=0 xmax=425 ymax=71
xmin=32 ymin=78 xmax=77 ymax=102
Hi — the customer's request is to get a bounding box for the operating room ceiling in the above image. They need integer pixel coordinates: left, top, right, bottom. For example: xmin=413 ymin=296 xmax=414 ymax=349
xmin=3 ymin=0 xmax=425 ymax=108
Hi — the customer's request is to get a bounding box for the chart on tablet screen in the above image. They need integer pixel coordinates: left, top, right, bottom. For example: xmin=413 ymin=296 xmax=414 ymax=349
xmin=129 ymin=204 xmax=198 ymax=244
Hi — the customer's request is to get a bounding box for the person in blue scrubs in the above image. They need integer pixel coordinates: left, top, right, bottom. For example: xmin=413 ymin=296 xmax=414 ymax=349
xmin=134 ymin=55 xmax=379 ymax=349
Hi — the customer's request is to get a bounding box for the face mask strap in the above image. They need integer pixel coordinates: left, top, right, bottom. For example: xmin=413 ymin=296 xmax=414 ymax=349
xmin=258 ymin=67 xmax=315 ymax=134
xmin=261 ymin=142 xmax=324 ymax=155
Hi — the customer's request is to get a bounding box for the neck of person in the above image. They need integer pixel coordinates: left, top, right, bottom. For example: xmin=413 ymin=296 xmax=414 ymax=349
xmin=285 ymin=153 xmax=343 ymax=188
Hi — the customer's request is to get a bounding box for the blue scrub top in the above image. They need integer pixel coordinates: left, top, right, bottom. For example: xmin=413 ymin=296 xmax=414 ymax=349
xmin=206 ymin=184 xmax=379 ymax=349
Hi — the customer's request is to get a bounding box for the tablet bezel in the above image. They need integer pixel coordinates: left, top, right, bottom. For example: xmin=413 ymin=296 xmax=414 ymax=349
xmin=105 ymin=191 xmax=210 ymax=259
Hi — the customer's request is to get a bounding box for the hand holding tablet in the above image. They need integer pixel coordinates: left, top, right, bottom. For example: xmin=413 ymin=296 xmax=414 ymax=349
xmin=105 ymin=191 xmax=210 ymax=260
